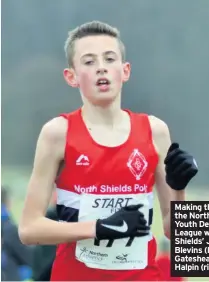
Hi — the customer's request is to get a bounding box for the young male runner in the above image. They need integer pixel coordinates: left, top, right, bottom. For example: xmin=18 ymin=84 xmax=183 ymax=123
xmin=19 ymin=21 xmax=198 ymax=281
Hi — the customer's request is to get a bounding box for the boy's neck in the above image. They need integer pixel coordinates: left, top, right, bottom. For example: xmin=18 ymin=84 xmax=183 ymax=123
xmin=81 ymin=96 xmax=124 ymax=127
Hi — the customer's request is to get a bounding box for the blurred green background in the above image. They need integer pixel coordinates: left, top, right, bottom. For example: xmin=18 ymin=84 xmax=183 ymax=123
xmin=2 ymin=0 xmax=209 ymax=281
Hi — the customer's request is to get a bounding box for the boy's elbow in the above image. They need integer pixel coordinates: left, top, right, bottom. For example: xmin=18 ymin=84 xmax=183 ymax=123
xmin=161 ymin=211 xmax=171 ymax=240
xmin=164 ymin=228 xmax=170 ymax=240
xmin=18 ymin=224 xmax=34 ymax=245
xmin=163 ymin=221 xmax=171 ymax=240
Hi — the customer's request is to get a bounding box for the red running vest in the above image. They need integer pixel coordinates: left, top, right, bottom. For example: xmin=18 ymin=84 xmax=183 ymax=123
xmin=51 ymin=108 xmax=162 ymax=281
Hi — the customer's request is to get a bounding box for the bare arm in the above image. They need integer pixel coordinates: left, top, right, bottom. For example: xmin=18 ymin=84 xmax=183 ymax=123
xmin=18 ymin=117 xmax=96 ymax=245
xmin=149 ymin=116 xmax=185 ymax=239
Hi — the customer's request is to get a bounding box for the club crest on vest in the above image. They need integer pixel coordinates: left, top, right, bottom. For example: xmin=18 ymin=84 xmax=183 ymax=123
xmin=127 ymin=149 xmax=148 ymax=180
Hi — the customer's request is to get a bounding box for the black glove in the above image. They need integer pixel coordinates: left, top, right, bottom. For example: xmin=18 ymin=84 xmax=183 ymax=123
xmin=96 ymin=204 xmax=150 ymax=240
xmin=164 ymin=143 xmax=198 ymax=190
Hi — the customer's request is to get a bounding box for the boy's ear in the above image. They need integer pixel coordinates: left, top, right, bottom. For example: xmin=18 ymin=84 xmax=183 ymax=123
xmin=63 ymin=68 xmax=79 ymax=87
xmin=122 ymin=62 xmax=131 ymax=83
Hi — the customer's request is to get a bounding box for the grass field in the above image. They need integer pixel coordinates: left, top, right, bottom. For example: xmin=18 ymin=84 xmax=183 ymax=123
xmin=2 ymin=166 xmax=209 ymax=281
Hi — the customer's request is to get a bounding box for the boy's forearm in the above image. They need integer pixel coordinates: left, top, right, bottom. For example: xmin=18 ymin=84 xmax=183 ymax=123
xmin=19 ymin=217 xmax=96 ymax=245
xmin=163 ymin=190 xmax=186 ymax=239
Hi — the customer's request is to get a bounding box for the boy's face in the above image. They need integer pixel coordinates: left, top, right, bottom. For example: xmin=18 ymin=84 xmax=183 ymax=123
xmin=64 ymin=35 xmax=131 ymax=105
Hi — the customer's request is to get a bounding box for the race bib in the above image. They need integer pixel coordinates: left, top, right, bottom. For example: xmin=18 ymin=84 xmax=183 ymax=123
xmin=75 ymin=193 xmax=150 ymax=270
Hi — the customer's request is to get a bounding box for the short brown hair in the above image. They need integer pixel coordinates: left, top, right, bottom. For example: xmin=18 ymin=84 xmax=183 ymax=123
xmin=64 ymin=21 xmax=126 ymax=67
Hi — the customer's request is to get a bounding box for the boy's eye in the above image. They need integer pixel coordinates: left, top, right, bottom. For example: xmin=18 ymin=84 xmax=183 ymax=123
xmin=106 ymin=57 xmax=115 ymax=62
xmin=85 ymin=60 xmax=94 ymax=65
